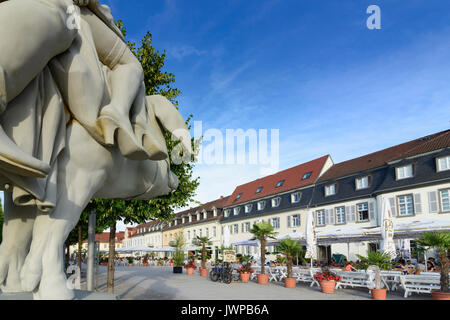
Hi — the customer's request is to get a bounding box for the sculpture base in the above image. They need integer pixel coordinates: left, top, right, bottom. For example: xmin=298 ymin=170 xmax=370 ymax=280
xmin=0 ymin=290 xmax=119 ymax=300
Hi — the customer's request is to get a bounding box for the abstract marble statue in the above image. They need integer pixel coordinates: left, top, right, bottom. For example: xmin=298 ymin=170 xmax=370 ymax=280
xmin=0 ymin=0 xmax=191 ymax=299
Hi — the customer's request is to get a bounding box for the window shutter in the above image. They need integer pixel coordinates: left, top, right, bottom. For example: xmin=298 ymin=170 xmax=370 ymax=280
xmin=369 ymin=202 xmax=375 ymax=221
xmin=350 ymin=205 xmax=357 ymax=222
xmin=428 ymin=191 xmax=438 ymax=213
xmin=414 ymin=194 xmax=422 ymax=214
xmin=345 ymin=206 xmax=352 ymax=222
xmin=388 ymin=197 xmax=397 ymax=216
xmin=324 ymin=210 xmax=330 ymax=225
xmin=241 ymin=223 xmax=244 ymax=233
xmin=328 ymin=209 xmax=335 ymax=225
xmin=287 ymin=216 xmax=291 ymax=227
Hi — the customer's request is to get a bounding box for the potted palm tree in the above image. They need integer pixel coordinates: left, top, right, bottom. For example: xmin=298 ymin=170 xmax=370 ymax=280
xmin=276 ymin=238 xmax=303 ymax=288
xmin=172 ymin=233 xmax=186 ymax=274
xmin=416 ymin=231 xmax=450 ymax=300
xmin=250 ymin=221 xmax=278 ymax=285
xmin=356 ymin=251 xmax=395 ymax=300
xmin=194 ymin=236 xmax=212 ymax=277
xmin=184 ymin=253 xmax=197 ymax=275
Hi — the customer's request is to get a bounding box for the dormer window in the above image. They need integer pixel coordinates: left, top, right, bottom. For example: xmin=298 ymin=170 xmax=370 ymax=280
xmin=196 ymin=213 xmax=200 ymax=220
xmin=355 ymin=176 xmax=369 ymax=190
xmin=233 ymin=207 xmax=240 ymax=216
xmin=235 ymin=193 xmax=243 ymax=201
xmin=325 ymin=184 xmax=337 ymax=196
xmin=174 ymin=220 xmax=178 ymax=226
xmin=182 ymin=217 xmax=185 ymax=224
xmin=224 ymin=209 xmax=231 ymax=217
xmin=245 ymin=204 xmax=252 ymax=213
xmin=257 ymin=201 xmax=265 ymax=211
xmin=396 ymin=164 xmax=413 ymax=180
xmin=271 ymin=197 xmax=281 ymax=207
xmin=437 ymin=155 xmax=450 ymax=172
xmin=291 ymin=192 xmax=301 ymax=203
xmin=302 ymin=172 xmax=312 ymax=180
xmin=213 ymin=208 xmax=218 ymax=217
xmin=255 ymin=187 xmax=263 ymax=194
xmin=276 ymin=180 xmax=285 ymax=188
xmin=203 ymin=211 xmax=207 ymax=219
xmin=189 ymin=215 xmax=192 ymax=223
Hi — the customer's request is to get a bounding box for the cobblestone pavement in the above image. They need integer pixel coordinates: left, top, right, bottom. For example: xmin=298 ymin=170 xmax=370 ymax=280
xmin=82 ymin=266 xmax=431 ymax=300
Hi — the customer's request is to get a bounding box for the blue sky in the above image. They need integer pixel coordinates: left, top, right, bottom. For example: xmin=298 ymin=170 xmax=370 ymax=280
xmin=2 ymin=0 xmax=450 ymax=230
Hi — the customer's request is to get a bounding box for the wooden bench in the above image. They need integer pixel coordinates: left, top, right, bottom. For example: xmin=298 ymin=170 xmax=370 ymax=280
xmin=399 ymin=275 xmax=442 ymax=298
xmin=334 ymin=271 xmax=373 ymax=290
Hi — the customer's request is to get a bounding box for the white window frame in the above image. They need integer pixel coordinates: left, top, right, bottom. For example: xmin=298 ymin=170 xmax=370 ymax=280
xmin=203 ymin=211 xmax=207 ymax=219
xmin=335 ymin=206 xmax=346 ymax=224
xmin=257 ymin=201 xmax=265 ymax=211
xmin=233 ymin=224 xmax=239 ymax=234
xmin=440 ymin=189 xmax=450 ymax=212
xmin=397 ymin=194 xmax=415 ymax=216
xmin=325 ymin=184 xmax=336 ymax=196
xmin=272 ymin=197 xmax=281 ymax=208
xmin=224 ymin=209 xmax=230 ymax=218
xmin=233 ymin=207 xmax=240 ymax=216
xmin=272 ymin=217 xmax=280 ymax=229
xmin=316 ymin=210 xmax=325 ymax=226
xmin=291 ymin=214 xmax=300 ymax=227
xmin=437 ymin=155 xmax=450 ymax=172
xmin=355 ymin=176 xmax=369 ymax=190
xmin=245 ymin=204 xmax=252 ymax=213
xmin=245 ymin=222 xmax=250 ymax=232
xmin=291 ymin=192 xmax=301 ymax=203
xmin=357 ymin=202 xmax=369 ymax=221
xmin=396 ymin=164 xmax=413 ymax=180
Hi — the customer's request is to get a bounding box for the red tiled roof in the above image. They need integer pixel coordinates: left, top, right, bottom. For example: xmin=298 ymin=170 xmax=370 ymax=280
xmin=318 ymin=129 xmax=450 ymax=182
xmin=225 ymin=155 xmax=330 ymax=206
xmin=84 ymin=232 xmax=125 ymax=244
xmin=175 ymin=196 xmax=230 ymax=217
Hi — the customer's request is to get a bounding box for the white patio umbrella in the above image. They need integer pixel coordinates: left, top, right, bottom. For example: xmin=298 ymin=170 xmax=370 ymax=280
xmin=381 ymin=198 xmax=397 ymax=260
xmin=222 ymin=225 xmax=231 ymax=248
xmin=304 ymin=210 xmax=317 ymax=267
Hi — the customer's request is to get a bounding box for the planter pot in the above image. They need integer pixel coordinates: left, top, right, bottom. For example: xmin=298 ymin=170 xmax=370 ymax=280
xmin=284 ymin=277 xmax=296 ymax=288
xmin=173 ymin=266 xmax=183 ymax=274
xmin=257 ymin=273 xmax=269 ymax=285
xmin=432 ymin=290 xmax=450 ymax=300
xmin=319 ymin=280 xmax=336 ymax=294
xmin=371 ymin=288 xmax=387 ymax=300
xmin=200 ymin=268 xmax=209 ymax=277
xmin=129 ymin=264 xmax=133 ymax=267
xmin=186 ymin=267 xmax=194 ymax=275
xmin=170 ymin=262 xmax=174 ymax=267
xmin=240 ymin=273 xmax=250 ymax=283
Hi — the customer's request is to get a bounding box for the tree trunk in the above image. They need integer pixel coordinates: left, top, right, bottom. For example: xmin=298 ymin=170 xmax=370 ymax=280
xmin=202 ymin=244 xmax=206 ymax=269
xmin=287 ymin=255 xmax=293 ymax=278
xmin=77 ymin=225 xmax=82 ymax=271
xmin=439 ymin=249 xmax=449 ymax=293
xmin=107 ymin=222 xmax=116 ymax=294
xmin=261 ymin=238 xmax=266 ymax=275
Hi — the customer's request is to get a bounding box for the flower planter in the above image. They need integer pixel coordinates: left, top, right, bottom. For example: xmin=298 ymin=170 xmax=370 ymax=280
xmin=432 ymin=290 xmax=450 ymax=300
xmin=170 ymin=262 xmax=174 ymax=267
xmin=284 ymin=277 xmax=296 ymax=288
xmin=186 ymin=267 xmax=194 ymax=275
xmin=371 ymin=288 xmax=387 ymax=300
xmin=200 ymin=268 xmax=209 ymax=277
xmin=240 ymin=273 xmax=250 ymax=283
xmin=257 ymin=273 xmax=269 ymax=285
xmin=319 ymin=280 xmax=336 ymax=294
xmin=173 ymin=266 xmax=183 ymax=274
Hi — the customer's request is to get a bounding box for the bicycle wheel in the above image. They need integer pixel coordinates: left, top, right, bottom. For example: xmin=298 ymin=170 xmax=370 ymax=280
xmin=223 ymin=271 xmax=232 ymax=284
xmin=210 ymin=270 xmax=219 ymax=282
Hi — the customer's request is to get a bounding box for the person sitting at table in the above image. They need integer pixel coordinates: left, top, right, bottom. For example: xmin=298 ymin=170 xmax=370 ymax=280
xmin=427 ymin=260 xmax=436 ymax=271
xmin=395 ymin=261 xmax=408 ymax=274
xmin=343 ymin=261 xmax=357 ymax=271
xmin=415 ymin=260 xmax=426 ymax=271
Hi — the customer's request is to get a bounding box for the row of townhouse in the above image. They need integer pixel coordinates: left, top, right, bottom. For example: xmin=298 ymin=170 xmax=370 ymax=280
xmin=122 ymin=196 xmax=230 ymax=260
xmin=125 ymin=129 xmax=450 ymax=263
xmin=69 ymin=232 xmax=125 ymax=255
xmin=221 ymin=129 xmax=450 ymax=262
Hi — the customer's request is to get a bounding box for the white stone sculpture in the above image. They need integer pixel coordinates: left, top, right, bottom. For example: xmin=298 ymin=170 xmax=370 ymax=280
xmin=0 ymin=0 xmax=192 ymax=299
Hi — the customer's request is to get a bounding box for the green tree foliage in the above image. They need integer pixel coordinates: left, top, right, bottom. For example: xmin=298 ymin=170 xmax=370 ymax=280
xmin=417 ymin=231 xmax=450 ymax=293
xmin=276 ymin=238 xmax=303 ymax=278
xmin=250 ymin=222 xmax=278 ymax=275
